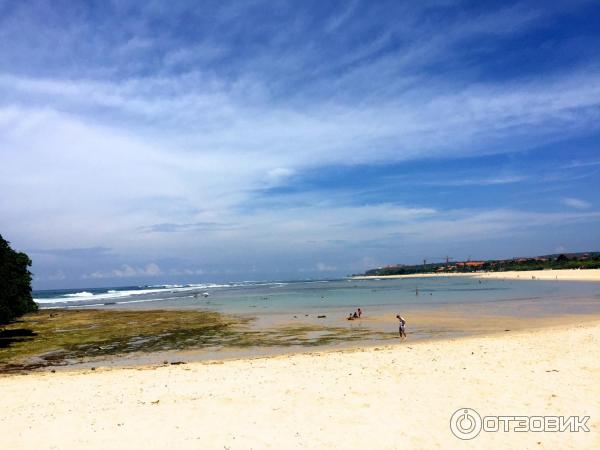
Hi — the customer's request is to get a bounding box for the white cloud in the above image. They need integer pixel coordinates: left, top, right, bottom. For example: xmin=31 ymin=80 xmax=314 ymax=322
xmin=266 ymin=167 xmax=295 ymax=186
xmin=316 ymin=262 xmax=337 ymax=272
xmin=85 ymin=263 xmax=162 ymax=279
xmin=168 ymin=268 xmax=205 ymax=276
xmin=423 ymin=175 xmax=528 ymax=186
xmin=37 ymin=271 xmax=67 ymax=281
xmin=561 ymin=197 xmax=592 ymax=210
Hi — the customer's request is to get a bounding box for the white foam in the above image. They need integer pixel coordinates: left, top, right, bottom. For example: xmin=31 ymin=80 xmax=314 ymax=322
xmin=35 ymin=285 xmax=219 ymax=304
xmin=34 ymin=281 xmax=290 ymax=305
xmin=63 ymin=291 xmax=94 ymax=298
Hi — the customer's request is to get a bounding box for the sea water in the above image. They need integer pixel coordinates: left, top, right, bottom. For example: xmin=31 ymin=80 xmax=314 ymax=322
xmin=34 ymin=277 xmax=600 ymax=317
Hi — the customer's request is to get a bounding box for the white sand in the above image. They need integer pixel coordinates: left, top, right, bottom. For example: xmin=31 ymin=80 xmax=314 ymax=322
xmin=355 ymin=268 xmax=600 ymax=282
xmin=1 ymin=321 xmax=599 ymax=449
xmin=472 ymin=268 xmax=600 ymax=281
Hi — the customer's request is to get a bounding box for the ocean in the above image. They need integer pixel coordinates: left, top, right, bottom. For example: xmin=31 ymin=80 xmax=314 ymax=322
xmin=34 ymin=277 xmax=600 ymax=317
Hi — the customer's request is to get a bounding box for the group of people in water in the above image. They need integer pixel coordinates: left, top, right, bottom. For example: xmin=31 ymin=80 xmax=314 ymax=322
xmin=346 ymin=308 xmax=407 ymax=338
xmin=347 ymin=307 xmax=363 ymax=320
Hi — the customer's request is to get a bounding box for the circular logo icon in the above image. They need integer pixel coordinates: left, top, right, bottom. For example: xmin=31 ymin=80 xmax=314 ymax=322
xmin=450 ymin=408 xmax=482 ymax=440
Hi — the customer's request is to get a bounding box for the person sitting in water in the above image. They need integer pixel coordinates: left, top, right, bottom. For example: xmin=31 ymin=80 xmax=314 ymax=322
xmin=353 ymin=311 xmax=359 ymax=319
xmin=347 ymin=313 xmax=354 ymax=320
xmin=396 ymin=314 xmax=407 ymax=338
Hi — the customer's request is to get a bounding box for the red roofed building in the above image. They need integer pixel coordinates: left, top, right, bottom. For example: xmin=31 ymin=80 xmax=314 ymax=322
xmin=456 ymin=261 xmax=485 ymax=268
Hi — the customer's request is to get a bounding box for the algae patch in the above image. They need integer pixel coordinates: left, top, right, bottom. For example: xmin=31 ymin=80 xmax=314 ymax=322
xmin=0 ymin=309 xmax=396 ymax=372
xmin=0 ymin=309 xmax=246 ymax=371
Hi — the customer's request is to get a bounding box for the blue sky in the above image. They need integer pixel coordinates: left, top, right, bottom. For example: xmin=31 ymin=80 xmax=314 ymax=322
xmin=0 ymin=0 xmax=599 ymax=289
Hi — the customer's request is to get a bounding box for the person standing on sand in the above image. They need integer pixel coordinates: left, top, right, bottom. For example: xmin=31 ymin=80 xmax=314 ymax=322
xmin=396 ymin=314 xmax=406 ymax=338
xmin=357 ymin=308 xmax=362 ymax=318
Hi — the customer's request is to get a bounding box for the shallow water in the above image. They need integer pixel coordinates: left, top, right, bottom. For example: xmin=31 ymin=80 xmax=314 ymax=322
xmin=35 ymin=277 xmax=600 ymax=317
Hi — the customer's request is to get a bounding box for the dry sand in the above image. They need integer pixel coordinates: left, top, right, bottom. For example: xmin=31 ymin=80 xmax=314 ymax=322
xmin=473 ymin=268 xmax=600 ymax=281
xmin=1 ymin=320 xmax=599 ymax=449
xmin=355 ymin=268 xmax=600 ymax=282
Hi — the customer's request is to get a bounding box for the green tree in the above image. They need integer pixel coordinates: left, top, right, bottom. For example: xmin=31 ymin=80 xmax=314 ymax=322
xmin=0 ymin=234 xmax=38 ymax=324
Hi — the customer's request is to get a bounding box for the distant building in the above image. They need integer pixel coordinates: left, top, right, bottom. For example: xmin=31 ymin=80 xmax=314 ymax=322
xmin=456 ymin=261 xmax=485 ymax=268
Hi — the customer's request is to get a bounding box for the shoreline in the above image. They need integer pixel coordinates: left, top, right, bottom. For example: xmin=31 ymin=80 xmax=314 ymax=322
xmin=353 ymin=268 xmax=600 ymax=282
xmin=28 ymin=313 xmax=600 ymax=375
xmin=3 ymin=309 xmax=600 ymax=375
xmin=4 ymin=298 xmax=600 ymax=373
xmin=1 ymin=319 xmax=598 ymax=448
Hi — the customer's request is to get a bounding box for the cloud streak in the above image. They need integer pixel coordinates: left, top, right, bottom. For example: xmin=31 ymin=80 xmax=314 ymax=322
xmin=84 ymin=263 xmax=162 ymax=280
xmin=561 ymin=198 xmax=592 ymax=210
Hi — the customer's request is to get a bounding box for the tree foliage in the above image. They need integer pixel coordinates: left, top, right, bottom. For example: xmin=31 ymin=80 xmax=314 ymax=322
xmin=0 ymin=235 xmax=38 ymax=324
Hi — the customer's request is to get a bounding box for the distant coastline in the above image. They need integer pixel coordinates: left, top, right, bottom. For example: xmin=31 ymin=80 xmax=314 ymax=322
xmin=354 ymin=251 xmax=600 ymax=279
xmin=352 ymin=268 xmax=600 ymax=282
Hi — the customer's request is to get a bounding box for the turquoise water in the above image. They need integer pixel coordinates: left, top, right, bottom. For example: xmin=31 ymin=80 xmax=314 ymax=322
xmin=34 ymin=277 xmax=600 ymax=317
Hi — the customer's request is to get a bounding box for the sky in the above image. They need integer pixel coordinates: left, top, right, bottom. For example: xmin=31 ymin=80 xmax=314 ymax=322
xmin=1 ymin=0 xmax=599 ymax=289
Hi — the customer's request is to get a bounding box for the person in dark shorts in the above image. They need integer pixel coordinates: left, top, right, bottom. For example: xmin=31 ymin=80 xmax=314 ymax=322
xmin=396 ymin=314 xmax=406 ymax=338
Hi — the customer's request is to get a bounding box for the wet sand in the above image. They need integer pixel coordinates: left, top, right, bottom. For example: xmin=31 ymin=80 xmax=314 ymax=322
xmin=1 ymin=319 xmax=598 ymax=449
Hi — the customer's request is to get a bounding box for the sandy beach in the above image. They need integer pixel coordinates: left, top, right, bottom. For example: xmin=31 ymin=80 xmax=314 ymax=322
xmin=355 ymin=268 xmax=600 ymax=282
xmin=1 ymin=320 xmax=599 ymax=449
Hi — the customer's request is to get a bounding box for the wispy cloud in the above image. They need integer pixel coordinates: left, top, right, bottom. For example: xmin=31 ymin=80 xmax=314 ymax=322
xmin=84 ymin=263 xmax=162 ymax=279
xmin=140 ymin=222 xmax=239 ymax=233
xmin=561 ymin=197 xmax=592 ymax=210
xmin=30 ymin=247 xmax=114 ymax=258
xmin=561 ymin=159 xmax=600 ymax=169
xmin=422 ymin=175 xmax=528 ymax=187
